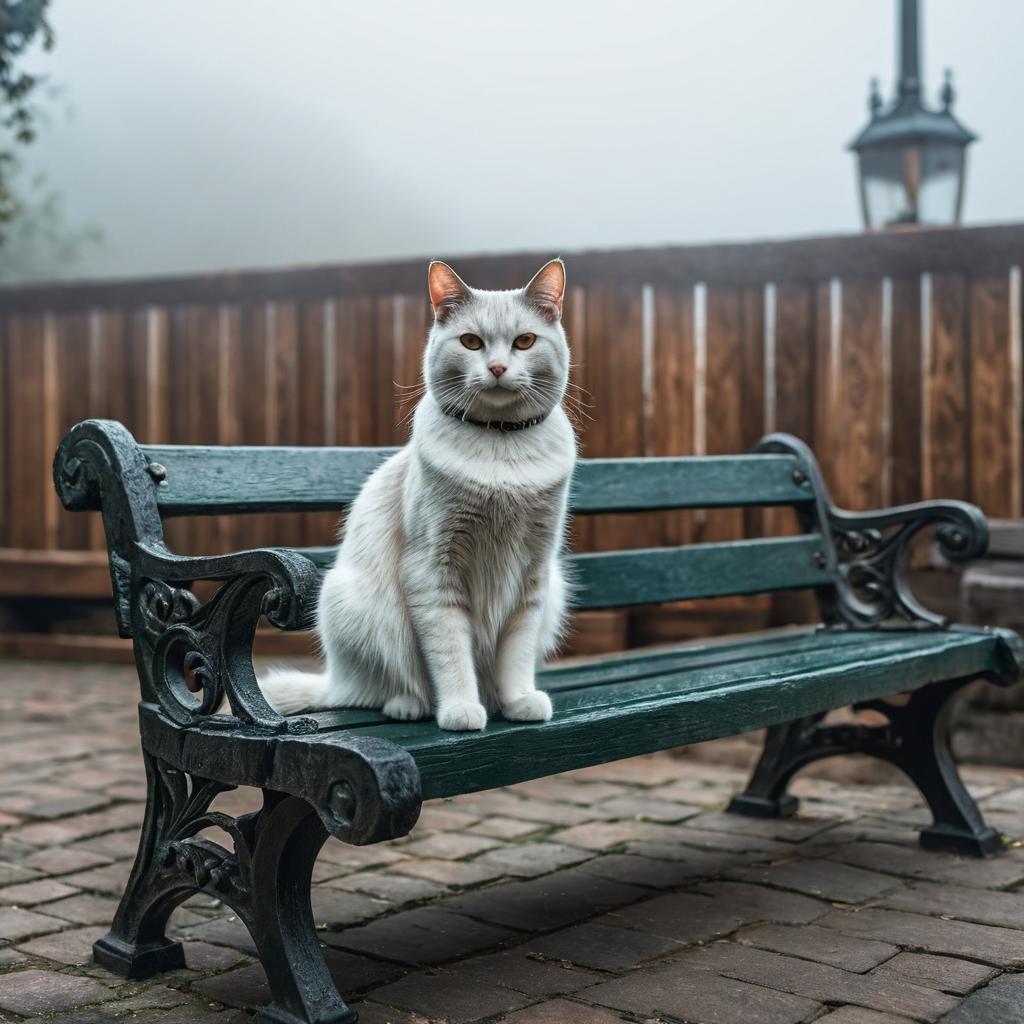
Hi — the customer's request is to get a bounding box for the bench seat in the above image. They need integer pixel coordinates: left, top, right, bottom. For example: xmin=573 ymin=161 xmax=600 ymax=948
xmin=140 ymin=626 xmax=1017 ymax=808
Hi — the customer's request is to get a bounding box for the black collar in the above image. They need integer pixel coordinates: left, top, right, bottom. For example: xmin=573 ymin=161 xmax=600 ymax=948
xmin=440 ymin=404 xmax=548 ymax=432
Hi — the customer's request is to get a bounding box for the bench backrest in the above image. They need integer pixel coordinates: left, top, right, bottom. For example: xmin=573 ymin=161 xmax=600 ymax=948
xmin=139 ymin=442 xmax=831 ymax=609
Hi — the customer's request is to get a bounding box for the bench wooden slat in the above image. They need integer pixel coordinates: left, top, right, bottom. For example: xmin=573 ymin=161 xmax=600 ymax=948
xmin=570 ymin=534 xmax=830 ymax=607
xmin=141 ymin=445 xmax=813 ymax=516
xmin=289 ymin=534 xmax=829 ymax=611
xmin=355 ymin=630 xmax=1001 ymax=800
xmin=298 ymin=627 xmax=924 ymax=733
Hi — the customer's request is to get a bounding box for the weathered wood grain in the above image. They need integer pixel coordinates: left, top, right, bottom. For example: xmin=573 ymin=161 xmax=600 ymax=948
xmin=570 ymin=534 xmax=829 ymax=608
xmin=142 ymin=447 xmax=812 ymax=516
xmin=703 ymin=287 xmax=748 ymax=542
xmin=649 ymin=285 xmax=696 ymax=546
xmin=889 ymin=276 xmax=923 ymax=507
xmin=834 ymin=279 xmax=885 ymax=511
xmin=8 ymin=314 xmax=58 ymax=550
xmin=373 ymin=629 xmax=1002 ymax=799
xmin=969 ymin=274 xmax=1016 ymax=517
xmin=926 ymin=274 xmax=970 ymax=500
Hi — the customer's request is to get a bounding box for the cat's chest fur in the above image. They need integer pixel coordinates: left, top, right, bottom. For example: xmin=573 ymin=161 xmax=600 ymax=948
xmin=405 ymin=414 xmax=573 ymax=620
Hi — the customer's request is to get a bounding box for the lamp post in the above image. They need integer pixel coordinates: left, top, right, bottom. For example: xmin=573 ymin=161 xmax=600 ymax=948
xmin=850 ymin=0 xmax=976 ymax=229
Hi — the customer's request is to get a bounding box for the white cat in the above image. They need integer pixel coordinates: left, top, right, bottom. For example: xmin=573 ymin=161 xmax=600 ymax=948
xmin=260 ymin=259 xmax=576 ymax=731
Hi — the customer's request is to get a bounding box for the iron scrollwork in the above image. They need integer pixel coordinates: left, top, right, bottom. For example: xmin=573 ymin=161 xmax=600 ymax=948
xmin=755 ymin=432 xmax=988 ymax=629
xmin=828 ymin=503 xmax=987 ymax=627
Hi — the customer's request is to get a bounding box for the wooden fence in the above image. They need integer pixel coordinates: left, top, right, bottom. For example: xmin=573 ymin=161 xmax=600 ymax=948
xmin=1 ymin=224 xmax=1022 ymax=656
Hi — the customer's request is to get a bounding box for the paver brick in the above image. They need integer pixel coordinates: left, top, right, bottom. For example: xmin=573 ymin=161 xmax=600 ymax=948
xmin=594 ymin=794 xmax=702 ymax=822
xmin=685 ymin=809 xmax=841 ymax=842
xmin=326 ymin=868 xmax=450 ymax=904
xmin=694 ymin=881 xmax=830 ymax=924
xmin=681 ymin=941 xmax=959 ymax=1020
xmin=870 ymin=951 xmax=997 ymax=995
xmin=15 ymin=924 xmax=107 ymax=965
xmin=0 ymin=876 xmax=79 ymax=905
xmin=368 ymin=970 xmax=533 ymax=1023
xmin=58 ymin=860 xmax=134 ymax=894
xmin=465 ymin=816 xmax=545 ymax=839
xmin=577 ymin=850 xmax=724 ymax=888
xmin=497 ymin=997 xmax=627 ymax=1023
xmin=819 ymin=906 xmax=1024 ymax=968
xmin=452 ymin=949 xmax=601 ymax=996
xmin=736 ymin=922 xmax=899 ymax=973
xmin=390 ymin=856 xmax=507 ymax=887
xmin=881 ymin=879 xmax=1024 ymax=929
xmin=34 ymin=892 xmax=120 ymax=925
xmin=324 ymin=906 xmax=516 ymax=965
xmin=525 ymin=919 xmax=681 ymax=971
xmin=397 ymin=832 xmax=505 ymax=860
xmin=580 ymin=956 xmax=820 ymax=1023
xmin=195 ymin=951 xmax=403 ymax=1009
xmin=816 ymin=1009 xmax=920 ymax=1024
xmin=23 ymin=846 xmax=112 ymax=875
xmin=414 ymin=805 xmax=482 ymax=831
xmin=829 ymin=840 xmax=1024 ymax=889
xmin=737 ymin=857 xmax=901 ymax=903
xmin=470 ymin=841 xmax=591 ymax=877
xmin=442 ymin=868 xmax=647 ymax=933
xmin=0 ymin=968 xmax=112 ymax=1016
xmin=0 ymin=904 xmax=66 ymax=941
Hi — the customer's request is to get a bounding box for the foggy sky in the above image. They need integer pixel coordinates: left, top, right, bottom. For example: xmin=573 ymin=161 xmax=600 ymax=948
xmin=14 ymin=0 xmax=1024 ymax=282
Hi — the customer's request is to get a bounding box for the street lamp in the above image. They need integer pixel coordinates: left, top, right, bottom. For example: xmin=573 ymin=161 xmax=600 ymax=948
xmin=849 ymin=0 xmax=976 ymax=230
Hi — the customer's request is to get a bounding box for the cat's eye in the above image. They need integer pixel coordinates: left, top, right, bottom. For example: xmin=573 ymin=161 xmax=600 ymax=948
xmin=513 ymin=333 xmax=536 ymax=350
xmin=460 ymin=334 xmax=483 ymax=350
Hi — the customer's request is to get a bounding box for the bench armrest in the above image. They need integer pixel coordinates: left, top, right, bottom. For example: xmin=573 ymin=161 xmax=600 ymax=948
xmin=136 ymin=544 xmax=321 ymax=632
xmin=132 ymin=544 xmax=322 ymax=734
xmin=756 ymin=433 xmax=988 ymax=629
xmin=825 ymin=499 xmax=988 ymax=627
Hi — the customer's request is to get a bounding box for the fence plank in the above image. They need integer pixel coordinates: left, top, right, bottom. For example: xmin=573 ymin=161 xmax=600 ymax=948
xmin=926 ymin=274 xmax=970 ymax=500
xmin=650 ymin=285 xmax=695 ymax=546
xmin=889 ymin=276 xmax=923 ymax=507
xmin=702 ymin=287 xmax=746 ymax=542
xmin=8 ymin=314 xmax=58 ymax=550
xmin=833 ymin=279 xmax=885 ymax=510
xmin=55 ymin=312 xmax=95 ymax=551
xmin=583 ymin=283 xmax=648 ymax=552
xmin=969 ymin=273 xmax=1015 ymax=517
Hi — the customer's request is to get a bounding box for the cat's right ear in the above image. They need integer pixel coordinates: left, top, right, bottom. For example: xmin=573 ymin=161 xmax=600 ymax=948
xmin=428 ymin=262 xmax=471 ymax=322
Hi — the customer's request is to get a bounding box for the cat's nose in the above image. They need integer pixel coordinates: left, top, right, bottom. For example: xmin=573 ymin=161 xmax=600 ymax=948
xmin=488 ymin=362 xmax=507 ymax=378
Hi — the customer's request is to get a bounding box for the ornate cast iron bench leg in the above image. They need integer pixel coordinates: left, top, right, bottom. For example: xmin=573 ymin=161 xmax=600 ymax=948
xmin=727 ymin=677 xmax=1004 ymax=858
xmin=94 ymin=753 xmax=356 ymax=1024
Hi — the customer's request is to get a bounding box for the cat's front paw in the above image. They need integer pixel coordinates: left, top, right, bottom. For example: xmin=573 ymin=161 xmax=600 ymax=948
xmin=501 ymin=690 xmax=553 ymax=723
xmin=437 ymin=700 xmax=488 ymax=732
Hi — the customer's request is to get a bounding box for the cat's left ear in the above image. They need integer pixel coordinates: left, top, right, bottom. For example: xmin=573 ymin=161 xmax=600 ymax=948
xmin=525 ymin=259 xmax=565 ymax=323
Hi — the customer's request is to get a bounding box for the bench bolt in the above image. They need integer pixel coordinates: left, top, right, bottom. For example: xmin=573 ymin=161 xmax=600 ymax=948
xmin=327 ymin=780 xmax=357 ymax=826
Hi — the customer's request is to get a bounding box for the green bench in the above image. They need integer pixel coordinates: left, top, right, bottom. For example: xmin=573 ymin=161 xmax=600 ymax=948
xmin=54 ymin=418 xmax=1023 ymax=1024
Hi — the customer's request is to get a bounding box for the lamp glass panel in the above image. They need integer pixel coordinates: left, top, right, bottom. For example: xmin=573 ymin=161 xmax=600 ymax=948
xmin=918 ymin=141 xmax=964 ymax=224
xmin=861 ymin=145 xmax=920 ymax=228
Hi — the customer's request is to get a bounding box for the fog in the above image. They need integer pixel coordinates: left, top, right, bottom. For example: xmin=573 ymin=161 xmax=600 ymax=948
xmin=12 ymin=0 xmax=1024 ymax=281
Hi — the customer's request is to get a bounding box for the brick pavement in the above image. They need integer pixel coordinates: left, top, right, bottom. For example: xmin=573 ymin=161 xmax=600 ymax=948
xmin=1 ymin=658 xmax=1024 ymax=1023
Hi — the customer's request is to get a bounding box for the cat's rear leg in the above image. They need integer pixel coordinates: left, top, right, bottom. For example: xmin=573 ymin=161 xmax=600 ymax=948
xmin=382 ymin=692 xmax=430 ymax=721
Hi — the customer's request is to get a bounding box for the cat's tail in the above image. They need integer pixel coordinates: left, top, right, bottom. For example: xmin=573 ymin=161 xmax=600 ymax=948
xmin=259 ymin=667 xmax=333 ymax=715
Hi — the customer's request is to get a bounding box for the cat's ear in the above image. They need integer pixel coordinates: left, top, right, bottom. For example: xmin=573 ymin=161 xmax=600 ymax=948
xmin=428 ymin=262 xmax=471 ymax=322
xmin=524 ymin=259 xmax=565 ymax=322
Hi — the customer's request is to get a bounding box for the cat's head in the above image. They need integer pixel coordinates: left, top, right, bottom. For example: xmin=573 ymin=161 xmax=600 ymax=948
xmin=423 ymin=259 xmax=569 ymax=422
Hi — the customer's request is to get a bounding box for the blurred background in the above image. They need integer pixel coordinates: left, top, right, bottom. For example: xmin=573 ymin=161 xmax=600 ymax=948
xmin=2 ymin=0 xmax=1023 ymax=758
